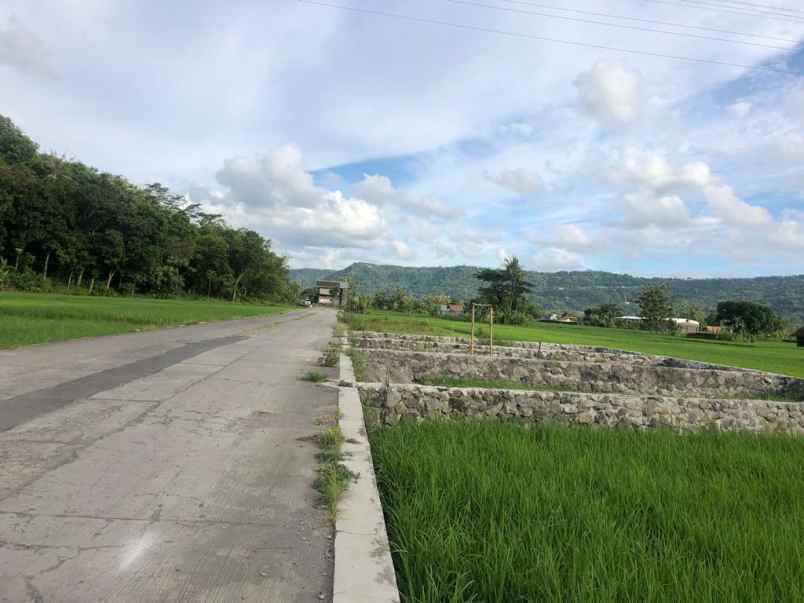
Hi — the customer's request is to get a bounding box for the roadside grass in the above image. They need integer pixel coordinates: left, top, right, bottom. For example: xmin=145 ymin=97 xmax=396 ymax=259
xmin=370 ymin=421 xmax=804 ymax=603
xmin=314 ymin=426 xmax=354 ymax=521
xmin=321 ymin=342 xmax=341 ymax=368
xmin=301 ymin=371 xmax=328 ymax=383
xmin=345 ymin=310 xmax=804 ymax=378
xmin=347 ymin=347 xmax=368 ymax=382
xmin=0 ymin=292 xmax=295 ymax=348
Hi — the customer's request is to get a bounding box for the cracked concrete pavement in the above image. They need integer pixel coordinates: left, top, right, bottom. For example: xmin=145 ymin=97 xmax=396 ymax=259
xmin=0 ymin=308 xmax=338 ymax=602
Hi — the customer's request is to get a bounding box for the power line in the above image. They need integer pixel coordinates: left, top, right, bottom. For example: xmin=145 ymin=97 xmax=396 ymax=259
xmin=494 ymin=0 xmax=800 ymax=43
xmin=447 ymin=0 xmax=793 ymax=50
xmin=296 ymin=0 xmax=791 ymax=74
xmin=675 ymin=0 xmax=804 ymax=18
xmin=707 ymin=0 xmax=804 ymax=15
xmin=638 ymin=0 xmax=804 ymax=23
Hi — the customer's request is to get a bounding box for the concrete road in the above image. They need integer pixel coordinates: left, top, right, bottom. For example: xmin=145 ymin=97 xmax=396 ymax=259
xmin=0 ymin=308 xmax=338 ymax=602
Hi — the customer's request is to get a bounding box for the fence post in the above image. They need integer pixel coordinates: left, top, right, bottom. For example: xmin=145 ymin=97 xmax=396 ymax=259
xmin=490 ymin=307 xmax=494 ymax=357
xmin=471 ymin=304 xmax=476 ymax=355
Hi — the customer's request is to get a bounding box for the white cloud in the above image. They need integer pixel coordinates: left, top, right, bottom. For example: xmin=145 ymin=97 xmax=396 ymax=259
xmin=391 ymin=240 xmax=414 ymax=259
xmin=355 ymin=173 xmax=462 ymax=219
xmin=615 ymin=146 xmax=675 ymax=188
xmin=201 ymin=145 xmax=389 ymax=251
xmin=532 ymin=248 xmax=585 ymax=272
xmin=552 ymin=224 xmax=593 ymax=251
xmin=574 ymin=62 xmax=641 ymax=127
xmin=0 ymin=17 xmax=54 ymax=77
xmin=354 ymin=174 xmax=394 ymax=206
xmin=701 ymin=182 xmax=771 ymax=226
xmin=620 ymin=192 xmax=691 ymax=229
xmin=727 ymin=101 xmax=752 ymax=118
xmin=485 ymin=168 xmax=543 ymax=195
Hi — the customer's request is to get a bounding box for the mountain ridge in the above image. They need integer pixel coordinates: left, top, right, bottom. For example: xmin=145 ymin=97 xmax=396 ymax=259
xmin=290 ymin=263 xmax=804 ymax=323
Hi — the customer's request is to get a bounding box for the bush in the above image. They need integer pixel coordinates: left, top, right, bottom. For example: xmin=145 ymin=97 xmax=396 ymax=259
xmin=9 ymin=268 xmax=43 ymax=291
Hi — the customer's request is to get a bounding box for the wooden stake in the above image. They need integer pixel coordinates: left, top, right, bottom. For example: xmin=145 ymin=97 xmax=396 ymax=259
xmin=471 ymin=304 xmax=476 ymax=355
xmin=490 ymin=307 xmax=494 ymax=357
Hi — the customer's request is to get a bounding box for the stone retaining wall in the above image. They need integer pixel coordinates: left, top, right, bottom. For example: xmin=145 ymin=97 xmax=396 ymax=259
xmin=350 ymin=331 xmax=752 ymax=370
xmin=358 ymin=383 xmax=804 ymax=434
xmin=352 ymin=335 xmax=656 ymax=364
xmin=362 ymin=349 xmax=802 ymax=400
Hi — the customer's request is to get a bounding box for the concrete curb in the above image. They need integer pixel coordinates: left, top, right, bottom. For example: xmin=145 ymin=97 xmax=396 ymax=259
xmin=333 ymin=351 xmax=400 ymax=603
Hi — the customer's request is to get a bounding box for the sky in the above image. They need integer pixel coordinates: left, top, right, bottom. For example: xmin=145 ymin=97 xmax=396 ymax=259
xmin=2 ymin=0 xmax=804 ymax=276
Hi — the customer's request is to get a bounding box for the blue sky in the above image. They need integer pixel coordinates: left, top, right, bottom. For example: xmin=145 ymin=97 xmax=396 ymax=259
xmin=2 ymin=0 xmax=803 ymax=275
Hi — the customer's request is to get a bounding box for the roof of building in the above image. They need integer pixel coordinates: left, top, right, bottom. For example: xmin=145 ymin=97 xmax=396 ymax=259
xmin=317 ymin=280 xmax=349 ymax=288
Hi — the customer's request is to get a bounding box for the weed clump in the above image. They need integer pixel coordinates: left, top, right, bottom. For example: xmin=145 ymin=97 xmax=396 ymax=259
xmin=301 ymin=371 xmax=327 ymax=383
xmin=314 ymin=426 xmax=355 ymax=521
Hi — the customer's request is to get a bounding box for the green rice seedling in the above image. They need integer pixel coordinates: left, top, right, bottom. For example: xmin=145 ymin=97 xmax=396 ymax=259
xmin=370 ymin=421 xmax=804 ymax=602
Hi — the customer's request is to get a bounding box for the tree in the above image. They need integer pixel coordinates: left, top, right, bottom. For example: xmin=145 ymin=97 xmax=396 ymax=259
xmin=476 ymin=256 xmax=534 ymax=324
xmin=0 ymin=113 xmax=298 ymax=302
xmin=0 ymin=115 xmax=38 ymax=165
xmin=714 ymin=301 xmax=784 ymax=340
xmin=636 ymin=285 xmax=673 ymax=332
xmin=675 ymin=300 xmax=705 ymax=324
xmin=584 ymin=303 xmax=623 ymax=327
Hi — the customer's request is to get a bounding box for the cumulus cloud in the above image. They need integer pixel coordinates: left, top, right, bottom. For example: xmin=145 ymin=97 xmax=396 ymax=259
xmin=574 ymin=62 xmax=641 ymax=127
xmin=354 ymin=174 xmax=394 ymax=206
xmin=391 ymin=240 xmax=414 ymax=259
xmin=0 ymin=17 xmax=54 ymax=77
xmin=532 ymin=248 xmax=585 ymax=272
xmin=727 ymin=101 xmax=752 ymax=118
xmin=485 ymin=168 xmax=543 ymax=196
xmin=620 ymin=192 xmax=691 ymax=229
xmin=202 ymin=145 xmax=388 ymax=250
xmin=355 ymin=173 xmax=462 ymax=219
xmin=552 ymin=224 xmax=594 ymax=250
xmin=701 ymin=182 xmax=771 ymax=226
xmin=613 ymin=147 xmax=711 ymax=190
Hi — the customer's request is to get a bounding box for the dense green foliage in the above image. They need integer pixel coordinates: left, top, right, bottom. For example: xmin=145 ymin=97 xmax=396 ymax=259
xmin=0 ymin=115 xmax=298 ymax=302
xmin=371 ymin=421 xmax=804 ymax=602
xmin=475 ymin=257 xmax=538 ymax=324
xmin=636 ymin=285 xmax=674 ymax=332
xmin=713 ymin=300 xmax=785 ymax=339
xmin=343 ymin=310 xmax=804 ymax=377
xmin=583 ymin=303 xmax=623 ymax=327
xmin=292 ymin=263 xmax=804 ymax=322
xmin=0 ymin=292 xmax=293 ymax=348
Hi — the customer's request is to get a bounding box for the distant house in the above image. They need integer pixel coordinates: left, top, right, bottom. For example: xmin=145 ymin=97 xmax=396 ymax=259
xmin=796 ymin=327 xmax=804 ymax=348
xmin=316 ymin=280 xmax=349 ymax=306
xmin=617 ymin=316 xmax=700 ymax=333
xmin=438 ymin=303 xmax=464 ymax=317
xmin=671 ymin=318 xmax=700 ymax=334
xmin=541 ymin=313 xmax=578 ymax=324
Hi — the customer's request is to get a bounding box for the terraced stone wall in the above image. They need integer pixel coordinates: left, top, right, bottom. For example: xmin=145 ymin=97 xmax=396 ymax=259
xmin=358 ymin=384 xmax=804 ymax=435
xmin=361 ymin=349 xmax=801 ymax=400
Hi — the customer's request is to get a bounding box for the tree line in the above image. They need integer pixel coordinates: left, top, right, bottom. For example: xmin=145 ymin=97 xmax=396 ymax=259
xmin=343 ymin=256 xmax=790 ymax=339
xmin=0 ymin=115 xmax=298 ymax=302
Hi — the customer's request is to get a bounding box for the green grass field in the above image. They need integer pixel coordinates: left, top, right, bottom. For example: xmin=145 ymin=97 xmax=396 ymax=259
xmin=345 ymin=311 xmax=804 ymax=378
xmin=0 ymin=292 xmax=295 ymax=349
xmin=371 ymin=422 xmax=804 ymax=602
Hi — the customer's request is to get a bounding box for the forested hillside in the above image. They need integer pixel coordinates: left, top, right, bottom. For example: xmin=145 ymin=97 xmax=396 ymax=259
xmin=291 ymin=263 xmax=804 ymax=322
xmin=0 ymin=115 xmax=297 ymax=301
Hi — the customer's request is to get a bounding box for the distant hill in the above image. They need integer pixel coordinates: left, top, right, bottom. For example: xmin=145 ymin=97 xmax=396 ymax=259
xmin=290 ymin=263 xmax=804 ymax=324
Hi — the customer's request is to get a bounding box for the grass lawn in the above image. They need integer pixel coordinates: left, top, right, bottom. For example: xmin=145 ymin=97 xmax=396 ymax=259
xmin=371 ymin=422 xmax=804 ymax=602
xmin=345 ymin=311 xmax=804 ymax=378
xmin=0 ymin=292 xmax=296 ymax=349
